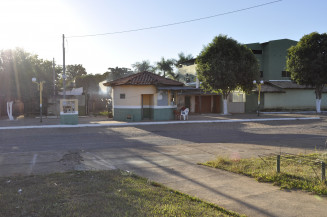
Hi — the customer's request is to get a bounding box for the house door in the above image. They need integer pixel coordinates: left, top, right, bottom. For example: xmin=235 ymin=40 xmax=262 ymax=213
xmin=195 ymin=95 xmax=214 ymax=113
xmin=201 ymin=96 xmax=211 ymax=113
xmin=213 ymin=95 xmax=221 ymax=113
xmin=195 ymin=96 xmax=200 ymax=113
xmin=142 ymin=94 xmax=153 ymax=120
xmin=185 ymin=96 xmax=191 ymax=109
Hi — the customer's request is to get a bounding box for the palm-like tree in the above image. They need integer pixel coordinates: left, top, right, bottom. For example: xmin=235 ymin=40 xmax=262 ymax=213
xmin=132 ymin=60 xmax=155 ymax=73
xmin=175 ymin=52 xmax=194 ymax=67
xmin=156 ymin=57 xmax=175 ymax=78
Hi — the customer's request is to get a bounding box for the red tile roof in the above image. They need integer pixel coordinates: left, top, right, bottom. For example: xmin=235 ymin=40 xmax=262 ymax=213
xmin=103 ymin=71 xmax=184 ymax=86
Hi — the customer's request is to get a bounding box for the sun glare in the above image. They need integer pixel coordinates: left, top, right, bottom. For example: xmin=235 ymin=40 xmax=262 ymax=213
xmin=0 ymin=0 xmax=81 ymax=60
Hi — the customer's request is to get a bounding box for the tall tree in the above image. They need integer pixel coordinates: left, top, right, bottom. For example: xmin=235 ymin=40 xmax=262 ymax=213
xmin=132 ymin=60 xmax=155 ymax=73
xmin=156 ymin=57 xmax=175 ymax=78
xmin=196 ymin=35 xmax=259 ymax=114
xmin=287 ymin=32 xmax=327 ymax=113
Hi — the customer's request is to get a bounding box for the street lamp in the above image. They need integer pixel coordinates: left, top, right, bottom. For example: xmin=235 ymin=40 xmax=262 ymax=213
xmin=32 ymin=77 xmax=45 ymax=122
xmin=253 ymin=80 xmax=264 ymax=116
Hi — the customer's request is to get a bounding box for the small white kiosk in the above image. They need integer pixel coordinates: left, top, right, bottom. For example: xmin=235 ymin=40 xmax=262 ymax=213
xmin=60 ymin=99 xmax=78 ymax=125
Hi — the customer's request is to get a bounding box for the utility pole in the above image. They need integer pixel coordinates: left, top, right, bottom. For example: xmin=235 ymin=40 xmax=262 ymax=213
xmin=32 ymin=78 xmax=45 ymax=122
xmin=52 ymin=58 xmax=56 ymax=96
xmin=63 ymin=34 xmax=66 ymax=99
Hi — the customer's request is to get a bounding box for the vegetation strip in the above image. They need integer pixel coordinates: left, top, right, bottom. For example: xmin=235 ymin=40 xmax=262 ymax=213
xmin=201 ymin=153 xmax=327 ymax=195
xmin=0 ymin=170 xmax=244 ymax=217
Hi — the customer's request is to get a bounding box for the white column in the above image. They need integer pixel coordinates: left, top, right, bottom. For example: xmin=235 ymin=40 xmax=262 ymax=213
xmin=223 ymin=99 xmax=228 ymax=115
xmin=7 ymin=101 xmax=14 ymax=120
xmin=316 ymin=99 xmax=321 ymax=113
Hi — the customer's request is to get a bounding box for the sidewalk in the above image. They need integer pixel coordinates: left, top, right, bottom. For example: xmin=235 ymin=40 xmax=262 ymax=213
xmin=0 ymin=112 xmax=323 ymax=129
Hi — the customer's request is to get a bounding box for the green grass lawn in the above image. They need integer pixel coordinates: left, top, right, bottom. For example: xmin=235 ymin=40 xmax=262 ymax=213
xmin=0 ymin=170 xmax=243 ymax=217
xmin=201 ymin=153 xmax=327 ymax=195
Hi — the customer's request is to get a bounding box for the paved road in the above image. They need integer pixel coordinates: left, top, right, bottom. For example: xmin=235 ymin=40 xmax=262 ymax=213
xmin=0 ymin=117 xmax=327 ymax=216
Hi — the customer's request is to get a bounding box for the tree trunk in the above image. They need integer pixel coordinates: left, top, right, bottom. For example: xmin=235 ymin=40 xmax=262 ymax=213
xmin=316 ymin=99 xmax=321 ymax=113
xmin=222 ymin=93 xmax=229 ymax=115
xmin=315 ymin=85 xmax=324 ymax=113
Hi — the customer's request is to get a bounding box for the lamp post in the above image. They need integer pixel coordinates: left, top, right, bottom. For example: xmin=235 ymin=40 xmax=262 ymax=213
xmin=253 ymin=80 xmax=264 ymax=116
xmin=32 ymin=77 xmax=45 ymax=122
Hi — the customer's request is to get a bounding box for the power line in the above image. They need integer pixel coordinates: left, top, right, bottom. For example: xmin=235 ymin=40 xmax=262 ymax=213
xmin=67 ymin=0 xmax=282 ymax=39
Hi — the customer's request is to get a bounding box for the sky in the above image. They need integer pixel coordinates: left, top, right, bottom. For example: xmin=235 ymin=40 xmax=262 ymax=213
xmin=0 ymin=0 xmax=326 ymax=75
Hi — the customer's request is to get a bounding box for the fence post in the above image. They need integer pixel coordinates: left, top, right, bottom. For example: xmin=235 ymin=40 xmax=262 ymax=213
xmin=277 ymin=155 xmax=280 ymax=173
xmin=322 ymin=161 xmax=326 ymax=183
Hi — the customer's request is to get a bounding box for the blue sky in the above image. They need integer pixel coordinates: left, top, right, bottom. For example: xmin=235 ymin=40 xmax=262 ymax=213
xmin=0 ymin=0 xmax=326 ymax=75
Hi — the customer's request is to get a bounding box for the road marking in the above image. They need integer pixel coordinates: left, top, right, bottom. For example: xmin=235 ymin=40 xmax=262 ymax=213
xmin=28 ymin=154 xmax=38 ymax=175
xmin=0 ymin=117 xmax=320 ymax=130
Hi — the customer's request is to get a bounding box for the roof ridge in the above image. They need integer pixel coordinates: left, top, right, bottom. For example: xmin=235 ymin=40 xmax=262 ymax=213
xmin=104 ymin=71 xmax=184 ymax=86
xmin=111 ymin=72 xmax=140 ymax=83
xmin=266 ymin=81 xmax=286 ymax=90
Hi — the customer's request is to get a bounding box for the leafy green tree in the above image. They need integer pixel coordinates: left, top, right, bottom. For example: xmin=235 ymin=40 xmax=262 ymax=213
xmin=75 ymin=74 xmax=107 ymax=94
xmin=0 ymin=48 xmax=61 ymax=114
xmin=287 ymin=32 xmax=327 ymax=113
xmin=156 ymin=57 xmax=176 ymax=78
xmin=132 ymin=60 xmax=155 ymax=73
xmin=65 ymin=64 xmax=87 ymax=87
xmin=75 ymin=67 xmax=133 ymax=94
xmin=106 ymin=67 xmax=133 ymax=81
xmin=196 ymin=35 xmax=259 ymax=114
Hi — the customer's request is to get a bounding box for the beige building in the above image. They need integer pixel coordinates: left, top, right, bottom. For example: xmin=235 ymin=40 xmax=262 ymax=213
xmin=104 ymin=71 xmax=185 ymax=121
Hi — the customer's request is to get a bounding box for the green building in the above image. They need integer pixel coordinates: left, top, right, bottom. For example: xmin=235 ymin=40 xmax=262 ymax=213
xmin=246 ymin=39 xmax=297 ymax=80
xmin=245 ymin=39 xmax=327 ymax=112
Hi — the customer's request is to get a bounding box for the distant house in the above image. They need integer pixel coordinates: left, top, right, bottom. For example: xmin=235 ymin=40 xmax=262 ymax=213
xmin=245 ymin=39 xmax=327 ymax=112
xmin=103 ymin=71 xmax=186 ymax=121
xmin=177 ymin=59 xmax=226 ymax=114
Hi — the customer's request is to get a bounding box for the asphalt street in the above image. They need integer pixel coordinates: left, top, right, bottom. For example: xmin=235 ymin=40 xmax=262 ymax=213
xmin=1 ymin=118 xmax=326 ymax=155
xmin=0 ymin=116 xmax=327 ymax=217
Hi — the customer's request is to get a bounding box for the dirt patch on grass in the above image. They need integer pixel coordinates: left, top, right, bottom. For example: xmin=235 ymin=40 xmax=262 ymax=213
xmin=58 ymin=150 xmax=85 ymax=171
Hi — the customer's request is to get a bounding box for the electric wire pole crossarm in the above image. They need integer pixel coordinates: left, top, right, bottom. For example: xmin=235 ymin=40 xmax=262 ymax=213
xmin=32 ymin=77 xmax=45 ymax=122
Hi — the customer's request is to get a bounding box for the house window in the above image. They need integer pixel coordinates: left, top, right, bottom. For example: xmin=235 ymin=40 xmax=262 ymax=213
xmin=281 ymin=71 xmax=291 ymax=77
xmin=170 ymin=91 xmax=176 ymax=105
xmin=251 ymin=49 xmax=262 ymax=54
xmin=260 ymin=71 xmax=263 ymax=78
xmin=120 ymin=93 xmax=125 ymax=99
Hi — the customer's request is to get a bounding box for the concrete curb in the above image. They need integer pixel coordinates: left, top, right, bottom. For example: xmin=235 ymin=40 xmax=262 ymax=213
xmin=0 ymin=117 xmax=320 ymax=130
xmin=261 ymin=111 xmax=327 ymax=114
